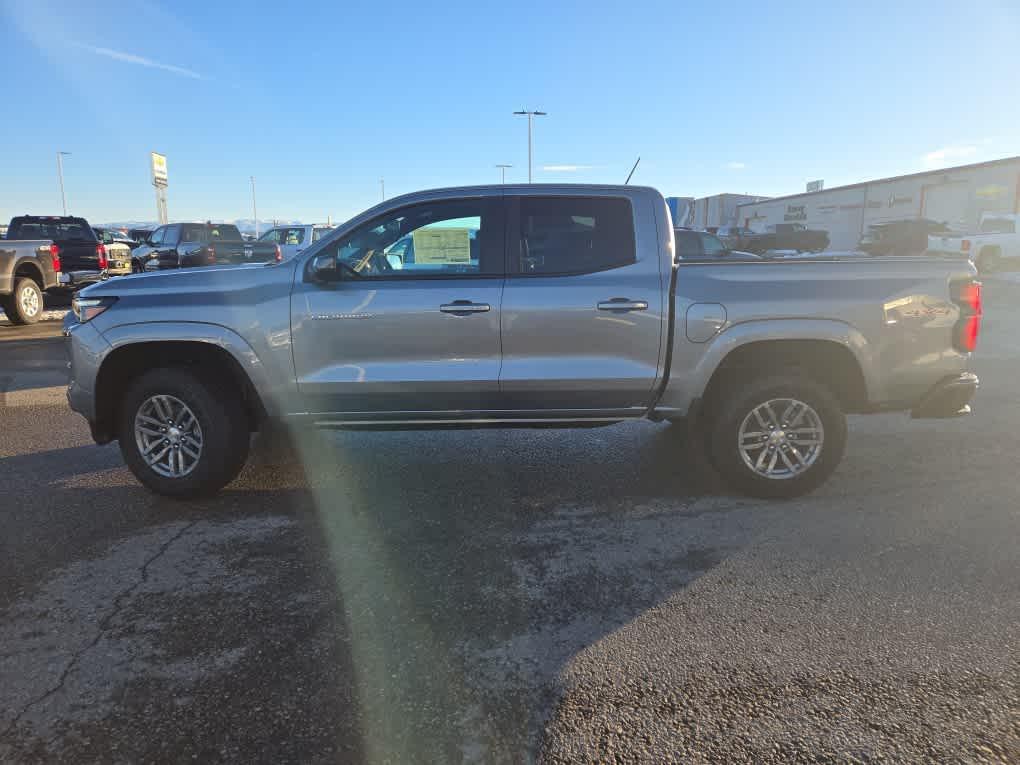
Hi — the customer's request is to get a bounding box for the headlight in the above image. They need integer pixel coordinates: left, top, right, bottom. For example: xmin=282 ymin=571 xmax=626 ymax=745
xmin=72 ymin=296 xmax=117 ymax=322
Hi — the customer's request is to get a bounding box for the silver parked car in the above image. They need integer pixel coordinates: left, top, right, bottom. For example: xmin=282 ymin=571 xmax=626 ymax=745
xmin=257 ymin=224 xmax=335 ymax=261
xmin=65 ymin=185 xmax=980 ymax=499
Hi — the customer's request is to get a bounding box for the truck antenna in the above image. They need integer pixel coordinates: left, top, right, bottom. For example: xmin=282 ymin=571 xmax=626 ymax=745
xmin=625 ymin=156 xmax=641 ymax=185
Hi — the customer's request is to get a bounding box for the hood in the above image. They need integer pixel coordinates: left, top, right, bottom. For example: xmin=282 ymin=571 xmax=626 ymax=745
xmin=80 ymin=261 xmax=292 ymax=299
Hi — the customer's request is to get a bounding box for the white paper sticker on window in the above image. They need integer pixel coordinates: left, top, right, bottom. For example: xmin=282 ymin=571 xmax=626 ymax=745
xmin=412 ymin=227 xmax=471 ymax=264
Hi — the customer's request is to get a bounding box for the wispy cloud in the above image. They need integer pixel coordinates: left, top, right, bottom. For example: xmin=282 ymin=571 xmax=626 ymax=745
xmin=922 ymin=144 xmax=977 ymax=169
xmin=78 ymin=44 xmax=203 ymax=79
xmin=542 ymin=164 xmax=592 ymax=172
xmin=725 ymin=161 xmax=746 ymax=170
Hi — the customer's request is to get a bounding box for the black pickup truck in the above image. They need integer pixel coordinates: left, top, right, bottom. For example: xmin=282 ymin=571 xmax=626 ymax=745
xmin=133 ymin=222 xmax=280 ymax=272
xmin=744 ymin=223 xmax=830 ymax=254
xmin=1 ymin=216 xmax=108 ymax=323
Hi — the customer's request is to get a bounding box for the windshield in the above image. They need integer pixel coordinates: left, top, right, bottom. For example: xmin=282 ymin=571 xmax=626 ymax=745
xmin=180 ymin=223 xmax=242 ymax=242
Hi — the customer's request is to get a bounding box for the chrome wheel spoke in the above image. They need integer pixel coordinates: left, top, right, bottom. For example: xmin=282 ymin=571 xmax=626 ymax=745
xmin=738 ymin=397 xmax=825 ymax=481
xmin=135 ymin=395 xmax=203 ymax=478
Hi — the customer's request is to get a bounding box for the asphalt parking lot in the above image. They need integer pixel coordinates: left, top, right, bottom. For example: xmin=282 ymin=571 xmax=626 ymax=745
xmin=1 ymin=284 xmax=1018 ymax=763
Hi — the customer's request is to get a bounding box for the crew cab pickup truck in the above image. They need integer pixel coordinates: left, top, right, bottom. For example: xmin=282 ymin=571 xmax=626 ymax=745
xmin=64 ymin=185 xmax=981 ymax=500
xmin=132 ymin=222 xmax=281 ymax=272
xmin=927 ymin=213 xmax=1020 ymax=273
xmin=2 ymin=216 xmax=109 ymax=323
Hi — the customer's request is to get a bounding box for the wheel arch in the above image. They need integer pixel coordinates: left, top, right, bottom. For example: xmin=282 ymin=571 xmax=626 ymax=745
xmin=93 ymin=326 xmax=272 ymax=443
xmin=658 ymin=319 xmax=877 ymax=416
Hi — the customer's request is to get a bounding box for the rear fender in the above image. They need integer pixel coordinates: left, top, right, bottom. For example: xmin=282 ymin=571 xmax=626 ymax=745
xmin=658 ymin=318 xmax=878 ymax=414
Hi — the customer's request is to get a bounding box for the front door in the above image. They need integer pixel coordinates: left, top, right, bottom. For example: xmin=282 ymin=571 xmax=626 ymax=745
xmin=499 ymin=193 xmax=666 ymax=414
xmin=291 ymin=196 xmax=505 ymax=417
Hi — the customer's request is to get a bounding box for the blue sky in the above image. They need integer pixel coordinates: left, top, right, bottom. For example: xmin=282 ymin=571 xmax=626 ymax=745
xmin=2 ymin=0 xmax=1019 ymax=224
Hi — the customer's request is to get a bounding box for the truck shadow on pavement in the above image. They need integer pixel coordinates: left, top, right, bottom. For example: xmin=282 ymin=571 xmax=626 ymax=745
xmin=1 ymin=422 xmax=772 ymax=763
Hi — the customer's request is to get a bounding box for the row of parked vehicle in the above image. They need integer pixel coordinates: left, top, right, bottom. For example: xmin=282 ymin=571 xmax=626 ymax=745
xmin=0 ymin=214 xmax=336 ymax=324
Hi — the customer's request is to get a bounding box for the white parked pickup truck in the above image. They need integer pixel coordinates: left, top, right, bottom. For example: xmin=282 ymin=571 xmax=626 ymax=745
xmin=928 ymin=213 xmax=1020 ymax=273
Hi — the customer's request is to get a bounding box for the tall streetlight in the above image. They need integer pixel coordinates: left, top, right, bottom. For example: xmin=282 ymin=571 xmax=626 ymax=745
xmin=380 ymin=178 xmax=386 ymax=201
xmin=513 ymin=110 xmax=546 ymax=183
xmin=56 ymin=151 xmax=71 ymax=215
xmin=495 ymin=164 xmax=512 ymax=184
xmin=250 ymin=176 xmax=258 ymax=237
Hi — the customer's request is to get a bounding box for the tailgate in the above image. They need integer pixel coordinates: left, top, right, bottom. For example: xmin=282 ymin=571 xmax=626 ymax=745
xmin=217 ymin=242 xmax=277 ymax=263
xmin=56 ymin=239 xmax=100 ymax=270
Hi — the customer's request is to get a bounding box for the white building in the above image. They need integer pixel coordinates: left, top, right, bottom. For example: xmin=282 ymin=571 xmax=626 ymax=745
xmin=670 ymin=193 xmax=770 ymax=229
xmin=737 ymin=156 xmax=1020 ymax=250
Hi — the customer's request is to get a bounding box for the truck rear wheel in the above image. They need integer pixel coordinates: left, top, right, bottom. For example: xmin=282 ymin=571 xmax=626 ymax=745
xmin=118 ymin=367 xmax=250 ymax=498
xmin=707 ymin=375 xmax=846 ymax=499
xmin=4 ymin=277 xmax=44 ymax=325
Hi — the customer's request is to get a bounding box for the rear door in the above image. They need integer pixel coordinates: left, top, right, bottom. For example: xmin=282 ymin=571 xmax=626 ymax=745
xmin=291 ymin=196 xmax=506 ymax=417
xmin=499 ymin=193 xmax=665 ymax=414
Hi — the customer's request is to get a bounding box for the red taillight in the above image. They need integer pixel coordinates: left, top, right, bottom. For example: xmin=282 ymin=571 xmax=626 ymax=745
xmin=961 ymin=239 xmax=971 ymax=252
xmin=274 ymin=244 xmax=282 ymax=263
xmin=50 ymin=243 xmax=61 ymax=272
xmin=96 ymin=243 xmax=108 ymax=270
xmin=953 ymin=280 xmax=983 ymax=352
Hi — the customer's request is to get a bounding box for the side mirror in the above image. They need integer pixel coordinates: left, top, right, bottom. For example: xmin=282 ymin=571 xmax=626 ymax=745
xmin=309 ymin=253 xmax=339 ymax=282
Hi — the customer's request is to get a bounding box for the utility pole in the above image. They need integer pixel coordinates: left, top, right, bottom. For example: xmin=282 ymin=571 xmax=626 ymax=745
xmin=57 ymin=151 xmax=71 ymax=215
xmin=380 ymin=178 xmax=385 ymax=201
xmin=513 ymin=110 xmax=546 ymax=183
xmin=250 ymin=176 xmax=258 ymax=237
xmin=495 ymin=164 xmax=512 ymax=184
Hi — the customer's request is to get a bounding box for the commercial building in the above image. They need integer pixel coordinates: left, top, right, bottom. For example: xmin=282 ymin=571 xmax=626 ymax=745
xmin=737 ymin=156 xmax=1020 ymax=251
xmin=669 ymin=193 xmax=769 ymax=230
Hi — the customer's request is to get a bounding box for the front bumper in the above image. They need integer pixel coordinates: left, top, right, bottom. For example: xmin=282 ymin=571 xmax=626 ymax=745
xmin=911 ymin=373 xmax=978 ymax=419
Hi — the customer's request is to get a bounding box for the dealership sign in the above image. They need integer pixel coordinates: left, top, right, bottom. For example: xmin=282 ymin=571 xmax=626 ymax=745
xmin=785 ymin=205 xmax=807 ymax=221
xmin=150 ymin=152 xmax=168 ymax=187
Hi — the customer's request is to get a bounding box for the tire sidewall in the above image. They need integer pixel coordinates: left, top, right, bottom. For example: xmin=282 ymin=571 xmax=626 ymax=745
xmin=10 ymin=278 xmax=43 ymax=325
xmin=709 ymin=376 xmax=847 ymax=499
xmin=118 ymin=368 xmax=249 ymax=498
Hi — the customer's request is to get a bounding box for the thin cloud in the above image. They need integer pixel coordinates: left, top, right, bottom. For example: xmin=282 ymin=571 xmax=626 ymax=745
xmin=922 ymin=144 xmax=977 ymax=169
xmin=78 ymin=44 xmax=203 ymax=79
xmin=542 ymin=164 xmax=592 ymax=172
xmin=725 ymin=161 xmax=746 ymax=170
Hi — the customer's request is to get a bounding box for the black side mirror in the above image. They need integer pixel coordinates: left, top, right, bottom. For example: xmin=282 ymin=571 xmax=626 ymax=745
xmin=309 ymin=253 xmax=338 ymax=282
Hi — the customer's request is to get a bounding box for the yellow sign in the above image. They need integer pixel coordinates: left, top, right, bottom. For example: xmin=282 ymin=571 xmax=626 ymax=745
xmin=150 ymin=152 xmax=168 ymax=187
xmin=412 ymin=227 xmax=471 ymax=264
xmin=976 ymin=184 xmax=1006 ymax=199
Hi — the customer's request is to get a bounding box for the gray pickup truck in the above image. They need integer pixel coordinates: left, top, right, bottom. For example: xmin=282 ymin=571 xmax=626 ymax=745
xmin=64 ymin=184 xmax=981 ymax=499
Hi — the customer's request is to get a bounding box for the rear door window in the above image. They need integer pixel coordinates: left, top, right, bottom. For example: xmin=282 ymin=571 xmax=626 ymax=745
xmin=514 ymin=197 xmax=635 ymax=275
xmin=674 ymin=230 xmax=703 ymax=259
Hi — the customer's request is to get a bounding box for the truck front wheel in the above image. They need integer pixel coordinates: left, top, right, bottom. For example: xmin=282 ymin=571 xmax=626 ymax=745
xmin=707 ymin=376 xmax=846 ymax=499
xmin=118 ymin=367 xmax=250 ymax=498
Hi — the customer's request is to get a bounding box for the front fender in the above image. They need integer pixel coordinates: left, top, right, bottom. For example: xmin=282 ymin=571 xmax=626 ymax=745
xmin=100 ymin=321 xmax=280 ymax=415
xmin=658 ymin=318 xmax=879 ymax=415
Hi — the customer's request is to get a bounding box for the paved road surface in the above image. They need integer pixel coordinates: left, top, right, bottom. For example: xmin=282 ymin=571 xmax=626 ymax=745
xmin=0 ymin=284 xmax=1017 ymax=763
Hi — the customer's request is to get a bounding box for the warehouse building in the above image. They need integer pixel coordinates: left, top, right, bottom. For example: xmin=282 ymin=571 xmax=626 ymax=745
xmin=668 ymin=193 xmax=769 ymax=229
xmin=737 ymin=156 xmax=1020 ymax=251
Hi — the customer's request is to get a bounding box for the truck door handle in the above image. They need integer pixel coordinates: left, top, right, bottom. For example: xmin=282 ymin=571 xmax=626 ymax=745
xmin=598 ymin=298 xmax=648 ymax=312
xmin=440 ymin=301 xmax=491 ymax=315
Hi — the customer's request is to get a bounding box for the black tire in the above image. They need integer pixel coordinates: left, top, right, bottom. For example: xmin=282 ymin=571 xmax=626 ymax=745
xmin=5 ymin=277 xmax=44 ymax=325
xmin=131 ymin=258 xmax=143 ymax=273
xmin=707 ymin=375 xmax=846 ymax=499
xmin=976 ymin=248 xmax=1001 ymax=274
xmin=118 ymin=367 xmax=250 ymax=498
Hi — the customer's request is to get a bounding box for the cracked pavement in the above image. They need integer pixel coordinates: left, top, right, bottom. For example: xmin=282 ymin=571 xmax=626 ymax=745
xmin=1 ymin=283 xmax=1019 ymax=762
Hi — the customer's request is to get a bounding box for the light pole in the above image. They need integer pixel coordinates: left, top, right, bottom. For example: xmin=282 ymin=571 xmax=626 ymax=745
xmin=495 ymin=164 xmax=512 ymax=184
xmin=56 ymin=151 xmax=71 ymax=215
xmin=380 ymin=178 xmax=385 ymax=201
xmin=513 ymin=110 xmax=546 ymax=183
xmin=250 ymin=176 xmax=258 ymax=237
